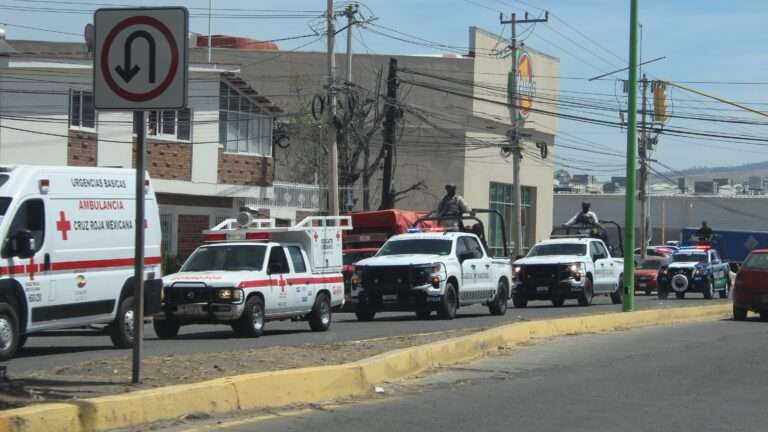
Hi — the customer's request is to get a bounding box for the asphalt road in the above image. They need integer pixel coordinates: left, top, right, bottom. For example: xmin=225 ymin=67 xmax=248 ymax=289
xmin=4 ymin=295 xmax=727 ymax=374
xmin=204 ymin=317 xmax=768 ymax=432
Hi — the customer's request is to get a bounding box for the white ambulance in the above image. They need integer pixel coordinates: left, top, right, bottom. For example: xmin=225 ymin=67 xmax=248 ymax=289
xmin=155 ymin=214 xmax=350 ymax=337
xmin=0 ymin=165 xmax=162 ymax=360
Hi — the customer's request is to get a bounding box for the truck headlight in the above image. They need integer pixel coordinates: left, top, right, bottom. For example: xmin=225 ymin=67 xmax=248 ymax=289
xmin=513 ymin=266 xmax=523 ymax=281
xmin=218 ymin=289 xmax=233 ymax=300
xmin=351 ymin=271 xmax=362 ymax=288
xmin=569 ymin=263 xmax=584 ymax=281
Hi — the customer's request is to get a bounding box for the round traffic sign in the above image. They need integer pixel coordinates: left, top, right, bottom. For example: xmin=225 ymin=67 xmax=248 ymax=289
xmin=100 ymin=15 xmax=179 ymax=102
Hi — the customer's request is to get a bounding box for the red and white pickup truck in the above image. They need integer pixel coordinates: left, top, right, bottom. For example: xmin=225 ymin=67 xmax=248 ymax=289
xmin=154 ymin=214 xmax=351 ymax=338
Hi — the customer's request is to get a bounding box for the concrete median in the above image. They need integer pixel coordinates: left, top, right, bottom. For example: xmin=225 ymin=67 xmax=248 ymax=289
xmin=0 ymin=304 xmax=730 ymax=432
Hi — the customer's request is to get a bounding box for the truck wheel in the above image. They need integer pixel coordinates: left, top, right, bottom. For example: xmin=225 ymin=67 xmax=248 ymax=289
xmin=719 ymin=279 xmax=730 ymax=299
xmin=577 ymin=278 xmax=594 ymax=307
xmin=355 ymin=306 xmax=376 ymax=322
xmin=675 ymin=292 xmax=686 ymax=300
xmin=153 ymin=316 xmax=181 ymax=339
xmin=644 ymin=289 xmax=652 ymax=296
xmin=760 ymin=311 xmax=768 ymax=322
xmin=703 ymin=278 xmax=714 ymax=299
xmin=551 ymin=298 xmax=565 ymax=307
xmin=415 ymin=309 xmax=432 ymax=320
xmin=109 ymin=296 xmax=135 ymax=349
xmin=733 ymin=305 xmax=747 ymax=321
xmin=488 ymin=280 xmax=508 ymax=316
xmin=512 ymin=293 xmax=528 ymax=308
xmin=437 ymin=282 xmax=458 ymax=320
xmin=308 ymin=292 xmax=332 ymax=332
xmin=232 ymin=296 xmax=265 ymax=338
xmin=658 ymin=289 xmax=669 ymax=300
xmin=610 ymin=279 xmax=624 ymax=305
xmin=0 ymin=303 xmax=20 ymax=361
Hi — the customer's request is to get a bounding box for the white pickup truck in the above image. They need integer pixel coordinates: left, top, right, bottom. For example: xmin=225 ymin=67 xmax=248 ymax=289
xmin=512 ymin=237 xmax=624 ymax=307
xmin=349 ymin=230 xmax=512 ymax=320
xmin=154 ymin=215 xmax=350 ymax=338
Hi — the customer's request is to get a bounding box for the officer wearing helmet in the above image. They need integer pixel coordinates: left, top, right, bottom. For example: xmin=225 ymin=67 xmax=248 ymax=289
xmin=434 ymin=184 xmax=470 ymax=227
xmin=565 ymin=201 xmax=599 ymax=227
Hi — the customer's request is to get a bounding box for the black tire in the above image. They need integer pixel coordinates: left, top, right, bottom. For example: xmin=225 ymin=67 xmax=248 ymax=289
xmin=489 ymin=280 xmax=509 ymax=316
xmin=153 ymin=315 xmax=181 ymax=339
xmin=644 ymin=289 xmax=652 ymax=296
xmin=0 ymin=303 xmax=20 ymax=361
xmin=232 ymin=296 xmax=265 ymax=338
xmin=355 ymin=306 xmax=376 ymax=322
xmin=733 ymin=305 xmax=748 ymax=321
xmin=551 ymin=298 xmax=565 ymax=307
xmin=437 ymin=282 xmax=458 ymax=320
xmin=577 ymin=278 xmax=594 ymax=307
xmin=512 ymin=293 xmax=528 ymax=308
xmin=703 ymin=278 xmax=714 ymax=300
xmin=109 ymin=296 xmax=136 ymax=349
xmin=308 ymin=293 xmax=332 ymax=332
xmin=675 ymin=292 xmax=686 ymax=300
xmin=17 ymin=335 xmax=28 ymax=351
xmin=415 ymin=309 xmax=432 ymax=320
xmin=658 ymin=289 xmax=669 ymax=300
xmin=719 ymin=279 xmax=730 ymax=299
xmin=610 ymin=279 xmax=623 ymax=305
xmin=760 ymin=311 xmax=768 ymax=322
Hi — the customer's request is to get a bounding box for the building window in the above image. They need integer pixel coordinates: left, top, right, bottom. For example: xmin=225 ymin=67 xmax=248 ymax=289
xmin=140 ymin=109 xmax=192 ymax=141
xmin=488 ymin=182 xmax=536 ymax=256
xmin=219 ymin=81 xmax=273 ymax=156
xmin=69 ymin=89 xmax=95 ymax=129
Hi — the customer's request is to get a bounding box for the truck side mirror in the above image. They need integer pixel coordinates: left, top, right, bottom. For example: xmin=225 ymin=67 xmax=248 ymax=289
xmin=458 ymin=251 xmax=473 ymax=263
xmin=9 ymin=229 xmax=35 ymax=259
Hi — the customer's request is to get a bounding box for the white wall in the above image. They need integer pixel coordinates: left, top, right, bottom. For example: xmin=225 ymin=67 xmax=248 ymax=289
xmin=97 ymin=111 xmax=133 ymax=167
xmin=0 ymin=69 xmax=74 ymax=165
xmin=190 ymin=77 xmax=219 ymax=185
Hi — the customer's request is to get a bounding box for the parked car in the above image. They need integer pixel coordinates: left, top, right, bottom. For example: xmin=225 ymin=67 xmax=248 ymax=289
xmin=733 ymin=249 xmax=768 ymax=321
xmin=634 ymin=246 xmax=677 ymax=257
xmin=635 ymin=256 xmax=670 ymax=296
xmin=658 ymin=246 xmax=730 ymax=300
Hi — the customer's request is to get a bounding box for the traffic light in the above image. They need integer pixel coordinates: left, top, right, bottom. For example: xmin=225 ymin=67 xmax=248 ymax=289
xmin=654 ymin=82 xmax=668 ymax=123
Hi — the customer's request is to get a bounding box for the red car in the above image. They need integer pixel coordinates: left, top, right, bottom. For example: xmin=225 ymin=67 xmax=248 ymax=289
xmin=635 ymin=256 xmax=670 ymax=295
xmin=733 ymin=249 xmax=768 ymax=321
xmin=341 ymin=248 xmax=378 ymax=311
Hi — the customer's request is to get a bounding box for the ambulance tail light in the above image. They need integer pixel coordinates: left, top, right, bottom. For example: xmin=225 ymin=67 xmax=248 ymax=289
xmin=39 ymin=179 xmax=50 ymax=193
xmin=245 ymin=232 xmax=271 ymax=241
xmin=204 ymin=233 xmax=227 ymax=242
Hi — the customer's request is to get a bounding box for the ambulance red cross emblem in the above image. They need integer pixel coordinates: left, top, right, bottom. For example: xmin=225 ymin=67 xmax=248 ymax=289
xmin=56 ymin=211 xmax=72 ymax=241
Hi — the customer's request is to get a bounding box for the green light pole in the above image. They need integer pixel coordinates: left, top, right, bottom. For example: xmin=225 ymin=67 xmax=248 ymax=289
xmin=623 ymin=0 xmax=640 ymax=312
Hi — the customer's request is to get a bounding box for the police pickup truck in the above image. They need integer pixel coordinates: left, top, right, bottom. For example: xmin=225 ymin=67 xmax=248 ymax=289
xmin=657 ymin=245 xmax=730 ymax=300
xmin=154 ymin=214 xmax=350 ymax=338
xmin=349 ymin=212 xmax=511 ymax=321
xmin=512 ymin=232 xmax=624 ymax=307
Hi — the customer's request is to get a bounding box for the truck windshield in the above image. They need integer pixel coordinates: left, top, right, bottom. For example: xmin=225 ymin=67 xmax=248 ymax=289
xmin=181 ymin=245 xmax=267 ymax=272
xmin=377 ymin=239 xmax=452 ymax=256
xmin=672 ymin=253 xmax=707 ymax=263
xmin=528 ymin=243 xmax=586 ymax=257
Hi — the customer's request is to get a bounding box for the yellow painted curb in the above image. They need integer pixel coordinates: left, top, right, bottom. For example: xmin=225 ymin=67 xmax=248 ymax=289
xmin=0 ymin=304 xmax=731 ymax=432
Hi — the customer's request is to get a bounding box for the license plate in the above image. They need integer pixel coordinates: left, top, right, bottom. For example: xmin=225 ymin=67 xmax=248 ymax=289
xmin=639 ymin=283 xmax=647 ymax=288
xmin=177 ymin=304 xmax=200 ymax=314
xmin=382 ymin=294 xmax=398 ymax=301
xmin=537 ymin=286 xmax=549 ymax=293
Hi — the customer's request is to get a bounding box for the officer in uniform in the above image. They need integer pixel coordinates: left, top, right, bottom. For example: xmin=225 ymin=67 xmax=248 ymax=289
xmin=434 ymin=184 xmax=470 ymax=229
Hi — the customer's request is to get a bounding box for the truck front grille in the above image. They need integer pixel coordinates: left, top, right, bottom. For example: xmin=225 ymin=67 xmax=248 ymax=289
xmin=166 ymin=283 xmax=216 ymax=305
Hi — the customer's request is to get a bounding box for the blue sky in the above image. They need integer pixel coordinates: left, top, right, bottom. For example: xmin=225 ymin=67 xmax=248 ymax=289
xmin=3 ymin=0 xmax=768 ymax=179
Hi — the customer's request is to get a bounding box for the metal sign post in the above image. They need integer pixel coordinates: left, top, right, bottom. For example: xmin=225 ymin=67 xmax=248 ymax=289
xmin=94 ymin=7 xmax=188 ymax=384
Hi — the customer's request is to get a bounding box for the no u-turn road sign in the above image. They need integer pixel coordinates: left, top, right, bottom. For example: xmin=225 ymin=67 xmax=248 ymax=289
xmin=94 ymin=7 xmax=188 ymax=110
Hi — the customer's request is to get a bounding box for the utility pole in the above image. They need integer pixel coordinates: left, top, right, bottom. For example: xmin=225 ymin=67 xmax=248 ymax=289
xmin=326 ymin=0 xmax=340 ymax=215
xmin=380 ymin=57 xmax=398 ymax=210
xmin=639 ymin=74 xmax=649 ymax=260
xmin=623 ymin=0 xmax=640 ymax=312
xmin=500 ymin=11 xmax=548 ymax=257
xmin=343 ymin=3 xmax=357 ymax=212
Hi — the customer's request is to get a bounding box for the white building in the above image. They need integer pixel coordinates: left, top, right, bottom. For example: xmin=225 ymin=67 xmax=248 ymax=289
xmin=0 ymin=49 xmax=284 ymax=260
